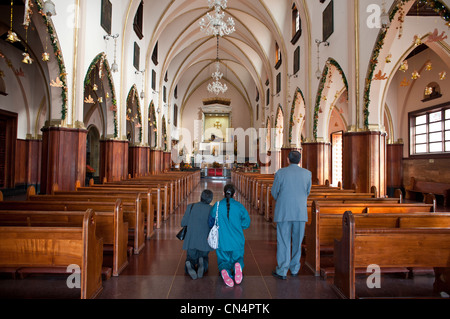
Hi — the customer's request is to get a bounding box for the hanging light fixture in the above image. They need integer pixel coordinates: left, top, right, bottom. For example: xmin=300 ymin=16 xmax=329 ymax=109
xmin=104 ymin=34 xmax=119 ymax=73
xmin=315 ymin=39 xmax=329 ymax=79
xmin=208 ymin=36 xmax=228 ymax=95
xmin=6 ymin=0 xmax=20 ymax=44
xmin=380 ymin=0 xmax=391 ymax=31
xmin=199 ymin=0 xmax=235 ymax=37
xmin=43 ymin=0 xmax=57 ymax=17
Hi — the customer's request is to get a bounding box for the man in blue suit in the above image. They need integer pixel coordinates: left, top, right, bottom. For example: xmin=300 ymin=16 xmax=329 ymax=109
xmin=271 ymin=151 xmax=312 ymax=279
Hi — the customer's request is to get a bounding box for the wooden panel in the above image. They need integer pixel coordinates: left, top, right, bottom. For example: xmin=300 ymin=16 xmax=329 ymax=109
xmin=302 ymin=143 xmax=331 ymax=185
xmin=343 ymin=131 xmax=387 ymax=196
xmin=128 ymin=146 xmax=150 ymax=177
xmin=150 ymin=150 xmax=163 ymax=175
xmin=15 ymin=139 xmax=42 ymax=187
xmin=100 ymin=140 xmax=128 ymax=183
xmin=41 ymin=127 xmax=87 ymax=194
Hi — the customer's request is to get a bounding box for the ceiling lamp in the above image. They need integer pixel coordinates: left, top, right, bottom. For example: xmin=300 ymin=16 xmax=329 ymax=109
xmin=208 ymin=62 xmax=228 ymax=95
xmin=199 ymin=0 xmax=235 ymax=37
xmin=207 ymin=36 xmax=228 ymax=95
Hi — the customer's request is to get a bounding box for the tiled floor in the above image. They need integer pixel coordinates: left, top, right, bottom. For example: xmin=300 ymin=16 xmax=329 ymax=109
xmin=0 ymin=179 xmax=446 ymax=301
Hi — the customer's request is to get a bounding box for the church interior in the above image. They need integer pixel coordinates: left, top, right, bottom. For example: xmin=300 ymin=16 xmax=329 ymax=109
xmin=0 ymin=0 xmax=449 ymax=302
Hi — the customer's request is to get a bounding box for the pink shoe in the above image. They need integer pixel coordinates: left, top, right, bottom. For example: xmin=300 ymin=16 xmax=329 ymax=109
xmin=221 ymin=270 xmax=234 ymax=287
xmin=234 ymin=263 xmax=243 ymax=285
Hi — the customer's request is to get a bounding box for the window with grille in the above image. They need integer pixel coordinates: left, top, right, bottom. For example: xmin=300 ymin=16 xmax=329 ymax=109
xmin=409 ymin=104 xmax=450 ymax=156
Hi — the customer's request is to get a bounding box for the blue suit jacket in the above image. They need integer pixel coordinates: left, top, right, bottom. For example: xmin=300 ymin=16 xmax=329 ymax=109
xmin=271 ymin=164 xmax=312 ymax=223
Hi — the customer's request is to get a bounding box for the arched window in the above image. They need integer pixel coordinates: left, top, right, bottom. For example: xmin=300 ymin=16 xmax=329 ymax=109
xmin=291 ymin=3 xmax=302 ymax=44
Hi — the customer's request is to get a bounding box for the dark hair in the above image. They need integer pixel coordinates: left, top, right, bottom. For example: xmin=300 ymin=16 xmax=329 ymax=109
xmin=288 ymin=151 xmax=301 ymax=164
xmin=200 ymin=189 xmax=213 ymax=204
xmin=224 ymin=184 xmax=235 ymax=220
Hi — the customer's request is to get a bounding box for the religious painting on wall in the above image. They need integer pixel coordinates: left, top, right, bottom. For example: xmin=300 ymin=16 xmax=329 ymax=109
xmin=204 ymin=114 xmax=230 ymax=142
xmin=101 ymin=0 xmax=112 ymax=35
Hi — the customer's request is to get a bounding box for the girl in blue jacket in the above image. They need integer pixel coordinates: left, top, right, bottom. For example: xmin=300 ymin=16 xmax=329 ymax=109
xmin=209 ymin=184 xmax=251 ymax=287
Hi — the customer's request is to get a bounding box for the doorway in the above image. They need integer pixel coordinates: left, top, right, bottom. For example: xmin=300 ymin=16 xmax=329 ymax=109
xmin=86 ymin=126 xmax=100 ymax=184
xmin=331 ymin=131 xmax=343 ymax=187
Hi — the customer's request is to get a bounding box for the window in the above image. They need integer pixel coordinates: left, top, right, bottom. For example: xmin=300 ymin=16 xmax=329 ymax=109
xmin=275 ymin=42 xmax=282 ymax=69
xmin=133 ymin=42 xmax=140 ymax=71
xmin=152 ymin=42 xmax=158 ymax=66
xmin=291 ymin=4 xmax=301 ymax=44
xmin=151 ymin=70 xmax=156 ymax=91
xmin=276 ymin=73 xmax=281 ymax=94
xmin=323 ymin=0 xmax=334 ymax=41
xmin=409 ymin=104 xmax=450 ymax=156
xmin=133 ymin=1 xmax=144 ymax=40
xmin=293 ymin=46 xmax=300 ymax=74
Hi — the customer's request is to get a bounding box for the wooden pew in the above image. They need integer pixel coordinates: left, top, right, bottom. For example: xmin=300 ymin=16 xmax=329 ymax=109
xmin=89 ymin=182 xmax=168 ymax=222
xmin=50 ymin=184 xmax=157 ymax=237
xmin=332 ymin=211 xmax=450 ymax=299
xmin=405 ymin=177 xmax=450 ymax=207
xmin=0 ymin=209 xmax=103 ymax=299
xmin=305 ymin=201 xmax=435 ymax=277
xmin=0 ymin=200 xmax=130 ymax=276
xmin=265 ymin=189 xmax=379 ymax=222
xmin=24 ymin=187 xmax=147 ymax=253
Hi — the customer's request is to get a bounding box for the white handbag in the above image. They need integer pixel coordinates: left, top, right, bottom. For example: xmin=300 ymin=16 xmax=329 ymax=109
xmin=207 ymin=202 xmax=219 ymax=250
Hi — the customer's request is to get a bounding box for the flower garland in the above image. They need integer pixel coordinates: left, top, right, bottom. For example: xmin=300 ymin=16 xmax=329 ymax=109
xmin=312 ymin=58 xmax=349 ymax=141
xmin=313 ymin=63 xmax=329 ymax=141
xmin=126 ymin=85 xmax=143 ymax=143
xmin=34 ymin=0 xmax=68 ymax=120
xmin=149 ymin=101 xmax=157 ymax=147
xmin=363 ymin=0 xmax=450 ymax=129
xmin=162 ymin=115 xmax=167 ymax=152
xmin=83 ymin=52 xmax=118 ymax=138
xmin=288 ymin=88 xmax=306 ymax=144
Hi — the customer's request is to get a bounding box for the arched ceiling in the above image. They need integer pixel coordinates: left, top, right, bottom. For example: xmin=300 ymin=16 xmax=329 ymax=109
xmin=139 ymin=0 xmax=294 ymax=111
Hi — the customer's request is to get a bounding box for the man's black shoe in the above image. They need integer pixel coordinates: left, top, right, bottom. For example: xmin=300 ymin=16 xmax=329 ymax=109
xmin=272 ymin=271 xmax=286 ymax=280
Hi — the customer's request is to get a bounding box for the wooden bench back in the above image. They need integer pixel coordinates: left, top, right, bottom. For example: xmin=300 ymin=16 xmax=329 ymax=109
xmin=333 ymin=211 xmax=450 ymax=299
xmin=0 ymin=199 xmax=145 ymax=255
xmin=0 ymin=209 xmax=103 ymax=299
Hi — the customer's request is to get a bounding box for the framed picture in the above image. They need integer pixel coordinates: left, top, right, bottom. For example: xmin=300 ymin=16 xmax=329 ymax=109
xmin=101 ymin=0 xmax=112 ymax=35
xmin=323 ymin=0 xmax=334 ymax=42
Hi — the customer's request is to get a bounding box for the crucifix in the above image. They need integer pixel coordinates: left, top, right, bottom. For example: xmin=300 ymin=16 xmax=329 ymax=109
xmin=214 ymin=121 xmax=222 ymax=129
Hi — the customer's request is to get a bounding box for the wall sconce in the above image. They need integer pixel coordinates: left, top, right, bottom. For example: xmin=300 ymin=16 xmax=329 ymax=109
xmin=135 ymin=69 xmax=145 ymax=99
xmin=315 ymin=39 xmax=329 ymax=79
xmin=104 ymin=34 xmax=119 ymax=73
xmin=43 ymin=0 xmax=57 ymax=17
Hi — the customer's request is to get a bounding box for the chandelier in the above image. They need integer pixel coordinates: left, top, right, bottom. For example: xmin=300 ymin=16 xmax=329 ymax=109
xmin=199 ymin=0 xmax=235 ymax=37
xmin=208 ymin=36 xmax=228 ymax=95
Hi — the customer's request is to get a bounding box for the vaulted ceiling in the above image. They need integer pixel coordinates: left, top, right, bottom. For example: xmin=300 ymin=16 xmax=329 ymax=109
xmin=140 ymin=0 xmax=294 ymax=111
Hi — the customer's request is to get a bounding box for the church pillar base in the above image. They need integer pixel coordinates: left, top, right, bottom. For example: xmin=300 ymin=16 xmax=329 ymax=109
xmin=41 ymin=127 xmax=87 ymax=194
xmin=343 ymin=131 xmax=386 ymax=197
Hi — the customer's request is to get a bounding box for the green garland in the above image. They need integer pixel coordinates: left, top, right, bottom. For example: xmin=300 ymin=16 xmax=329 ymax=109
xmin=313 ymin=58 xmax=348 ymax=141
xmin=35 ymin=0 xmax=68 ymax=120
xmin=288 ymin=88 xmax=306 ymax=144
xmin=83 ymin=52 xmax=118 ymax=138
xmin=162 ymin=115 xmax=167 ymax=151
xmin=149 ymin=101 xmax=157 ymax=146
xmin=126 ymin=85 xmax=143 ymax=143
xmin=313 ymin=63 xmax=329 ymax=141
xmin=363 ymin=0 xmax=450 ymax=129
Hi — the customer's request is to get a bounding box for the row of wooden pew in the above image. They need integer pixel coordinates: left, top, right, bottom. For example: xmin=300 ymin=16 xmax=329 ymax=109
xmin=0 ymin=170 xmax=200 ymax=299
xmin=232 ymin=171 xmax=450 ymax=299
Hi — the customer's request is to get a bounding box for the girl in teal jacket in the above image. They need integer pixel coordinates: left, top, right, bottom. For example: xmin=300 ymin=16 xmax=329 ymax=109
xmin=209 ymin=184 xmax=251 ymax=287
